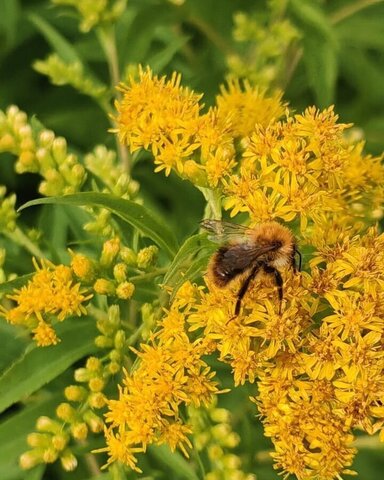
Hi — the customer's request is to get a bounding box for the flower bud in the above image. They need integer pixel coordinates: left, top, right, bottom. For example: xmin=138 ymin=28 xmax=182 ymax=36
xmin=36 ymin=416 xmax=62 ymax=434
xmin=19 ymin=449 xmax=43 ymax=469
xmin=56 ymin=403 xmax=76 ymax=422
xmin=137 ymin=245 xmax=158 ymax=269
xmin=60 ymin=450 xmax=78 ymax=471
xmin=65 ymin=385 xmax=87 ymax=402
xmin=88 ymin=392 xmax=107 ymax=409
xmin=93 ymin=278 xmax=116 ymax=296
xmin=39 ymin=130 xmax=55 ymax=148
xmin=71 ymin=253 xmax=95 ymax=282
xmin=51 ymin=137 xmax=67 ymax=163
xmin=74 ymin=367 xmax=91 ymax=382
xmin=89 ymin=377 xmax=105 ymax=392
xmin=52 ymin=433 xmax=69 ymax=451
xmin=27 ymin=432 xmax=50 ymax=448
xmin=70 ymin=422 xmax=88 ymax=440
xmin=95 ymin=335 xmax=113 ymax=348
xmin=113 ymin=262 xmax=127 ymax=282
xmin=100 ymin=238 xmax=120 ymax=267
xmin=86 ymin=356 xmax=102 ymax=372
xmin=83 ymin=411 xmax=104 ymax=433
xmin=42 ymin=447 xmax=59 ymax=463
xmin=114 ymin=330 xmax=126 ymax=350
xmin=119 ymin=246 xmax=137 ymax=266
xmin=108 ymin=361 xmax=121 ymax=374
xmin=116 ymin=281 xmax=135 ymax=299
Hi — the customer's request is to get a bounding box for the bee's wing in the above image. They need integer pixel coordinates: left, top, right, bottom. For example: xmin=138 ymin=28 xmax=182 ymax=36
xmin=200 ymin=219 xmax=253 ymax=243
xmin=210 ymin=242 xmax=280 ymax=286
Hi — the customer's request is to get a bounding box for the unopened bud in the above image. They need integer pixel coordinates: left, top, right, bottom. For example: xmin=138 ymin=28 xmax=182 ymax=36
xmin=100 ymin=238 xmax=120 ymax=267
xmin=93 ymin=278 xmax=115 ymax=296
xmin=116 ymin=281 xmax=135 ymax=299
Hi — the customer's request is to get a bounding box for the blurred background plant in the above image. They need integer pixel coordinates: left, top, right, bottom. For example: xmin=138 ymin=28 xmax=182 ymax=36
xmin=0 ymin=0 xmax=384 ymax=479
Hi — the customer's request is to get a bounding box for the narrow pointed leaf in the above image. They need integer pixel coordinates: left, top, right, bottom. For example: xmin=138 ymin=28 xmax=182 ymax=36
xmin=0 ymin=317 xmax=97 ymax=413
xmin=19 ymin=193 xmax=179 ymax=258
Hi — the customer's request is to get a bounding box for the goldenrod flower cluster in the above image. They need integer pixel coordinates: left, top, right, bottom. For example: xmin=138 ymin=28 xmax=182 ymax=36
xmin=0 ymin=186 xmax=17 ymax=233
xmin=114 ymin=67 xmax=284 ymax=187
xmin=110 ymin=68 xmax=384 ymax=479
xmin=189 ymin=399 xmax=255 ymax=480
xmin=52 ymin=0 xmax=127 ymax=32
xmin=34 ymin=54 xmax=107 ymax=100
xmin=99 ymin=282 xmax=223 ymax=471
xmin=20 ymin=302 xmax=133 ymax=471
xmin=84 ymin=145 xmax=139 ymax=198
xmin=1 ymin=259 xmax=92 ymax=346
xmin=20 ymin=356 xmax=108 ymax=471
xmin=0 ymin=105 xmax=87 ymax=197
xmin=228 ymin=10 xmax=299 ymax=88
xmin=70 ymin=237 xmax=159 ymax=301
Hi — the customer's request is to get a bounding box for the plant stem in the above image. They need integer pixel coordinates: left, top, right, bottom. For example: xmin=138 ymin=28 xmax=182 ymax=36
xmin=188 ymin=14 xmax=236 ymax=56
xmin=5 ymin=227 xmax=44 ymax=258
xmin=97 ymin=25 xmax=131 ymax=173
xmin=199 ymin=187 xmax=222 ymax=220
xmin=130 ymin=267 xmax=169 ymax=283
xmin=331 ymin=0 xmax=384 ymax=24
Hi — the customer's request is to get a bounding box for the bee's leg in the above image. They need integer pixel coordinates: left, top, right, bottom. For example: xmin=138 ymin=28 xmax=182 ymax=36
xmin=293 ymin=247 xmax=302 ymax=272
xmin=263 ymin=265 xmax=283 ymax=314
xmin=235 ymin=263 xmax=262 ymax=316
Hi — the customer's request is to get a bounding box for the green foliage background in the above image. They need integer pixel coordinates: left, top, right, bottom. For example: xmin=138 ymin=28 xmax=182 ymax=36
xmin=0 ymin=0 xmax=384 ymax=479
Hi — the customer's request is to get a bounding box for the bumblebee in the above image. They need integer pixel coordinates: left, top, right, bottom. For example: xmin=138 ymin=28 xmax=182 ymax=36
xmin=201 ymin=220 xmax=301 ymax=315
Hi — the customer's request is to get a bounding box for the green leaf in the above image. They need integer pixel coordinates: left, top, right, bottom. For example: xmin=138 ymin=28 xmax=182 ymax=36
xmin=148 ymin=444 xmax=200 ymax=480
xmin=0 ymin=322 xmax=28 ymax=373
xmin=149 ymin=31 xmax=190 ymax=72
xmin=0 ymin=0 xmax=20 ymax=52
xmin=289 ymin=0 xmax=338 ymax=106
xmin=0 ymin=317 xmax=97 ymax=413
xmin=164 ymin=233 xmax=214 ymax=292
xmin=19 ymin=193 xmax=179 ymax=258
xmin=170 ymin=250 xmax=212 ymax=300
xmin=26 ymin=12 xmax=81 ymax=63
xmin=0 ymin=274 xmax=34 ymax=295
xmin=302 ymin=35 xmax=338 ymax=107
xmin=289 ymin=0 xmax=336 ymax=42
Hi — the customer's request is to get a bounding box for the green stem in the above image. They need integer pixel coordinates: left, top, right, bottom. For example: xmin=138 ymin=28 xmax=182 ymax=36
xmin=97 ymin=25 xmax=131 ymax=173
xmin=192 ymin=440 xmax=206 ymax=479
xmin=188 ymin=14 xmax=236 ymax=56
xmin=126 ymin=322 xmax=145 ymax=346
xmin=331 ymin=0 xmax=384 ymax=24
xmin=5 ymin=227 xmax=44 ymax=258
xmin=130 ymin=267 xmax=168 ymax=283
xmin=110 ymin=462 xmax=127 ymax=480
xmin=198 ymin=187 xmax=222 ymax=221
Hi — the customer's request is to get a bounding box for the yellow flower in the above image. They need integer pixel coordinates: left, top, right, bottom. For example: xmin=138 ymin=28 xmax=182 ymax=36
xmin=102 ymin=294 xmax=222 ymax=464
xmin=216 ymin=79 xmax=285 ymax=137
xmin=107 ymin=69 xmax=384 ymax=479
xmin=157 ymin=421 xmax=193 ymax=457
xmin=33 ymin=321 xmax=60 ymax=347
xmin=115 ymin=67 xmax=202 ymax=154
xmin=1 ymin=259 xmax=92 ymax=346
xmin=95 ymin=428 xmax=143 ymax=472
